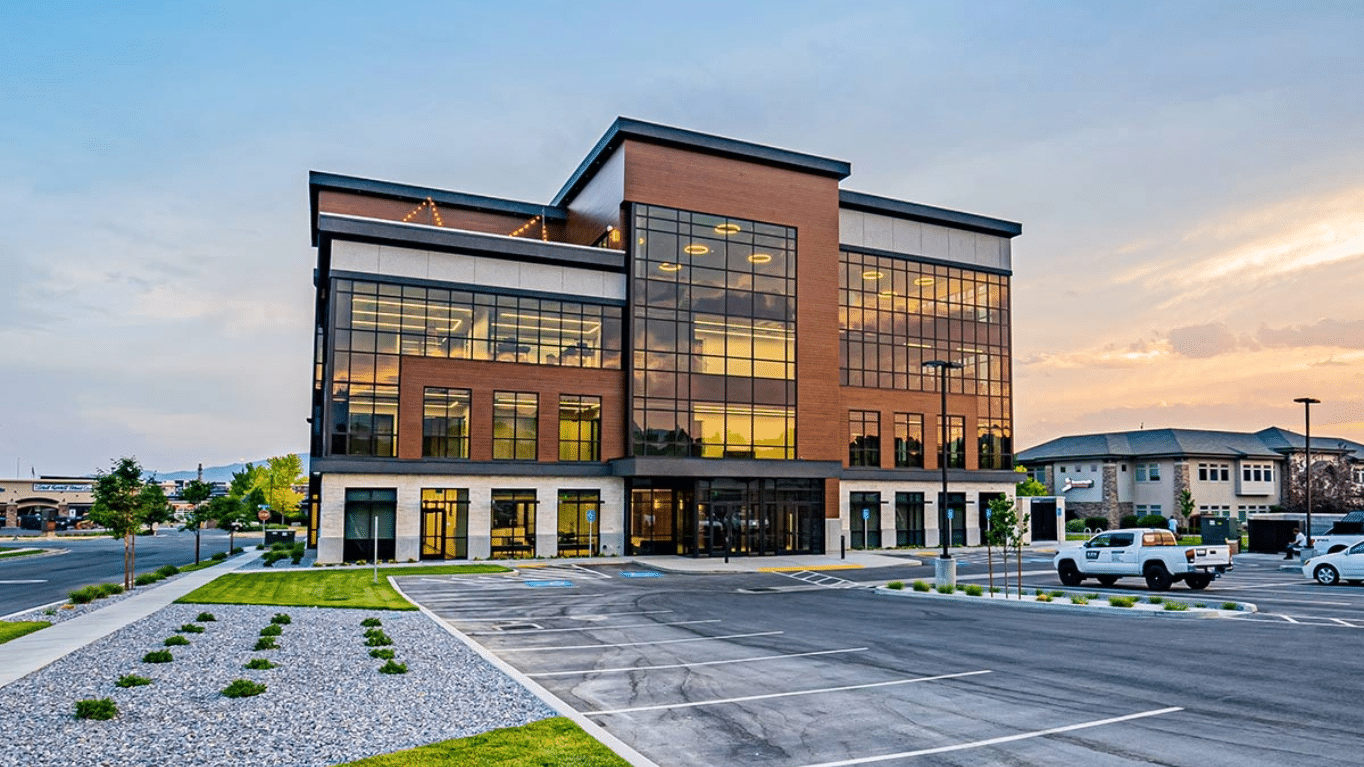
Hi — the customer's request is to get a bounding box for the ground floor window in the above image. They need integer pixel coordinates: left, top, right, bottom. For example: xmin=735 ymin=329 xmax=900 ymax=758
xmin=940 ymin=492 xmax=966 ymax=545
xmin=896 ymin=492 xmax=925 ymax=546
xmin=490 ymin=489 xmax=537 ymax=558
xmin=849 ymin=492 xmax=882 ymax=549
xmin=343 ymin=488 xmax=396 ymax=562
xmin=421 ymin=488 xmax=468 ymax=559
xmin=558 ymin=490 xmax=601 ymax=556
xmin=628 ymin=477 xmax=824 ymax=557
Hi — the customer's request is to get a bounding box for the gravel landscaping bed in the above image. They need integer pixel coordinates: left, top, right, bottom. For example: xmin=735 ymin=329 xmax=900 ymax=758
xmin=0 ymin=604 xmax=554 ymax=766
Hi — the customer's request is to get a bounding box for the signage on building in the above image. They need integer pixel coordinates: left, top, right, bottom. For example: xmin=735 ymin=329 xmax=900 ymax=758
xmin=32 ymin=483 xmax=91 ymax=493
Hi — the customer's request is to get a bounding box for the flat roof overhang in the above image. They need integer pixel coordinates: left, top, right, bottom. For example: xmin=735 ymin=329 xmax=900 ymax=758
xmin=839 ymin=190 xmax=1022 ymax=239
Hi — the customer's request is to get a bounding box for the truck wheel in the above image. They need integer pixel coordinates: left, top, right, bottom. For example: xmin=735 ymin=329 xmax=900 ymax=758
xmin=1315 ymin=565 xmax=1340 ymax=586
xmin=1144 ymin=564 xmax=1173 ymax=591
xmin=1186 ymin=574 xmax=1211 ymax=590
xmin=1097 ymin=575 xmax=1119 ymax=586
xmin=1058 ymin=562 xmax=1083 ymax=586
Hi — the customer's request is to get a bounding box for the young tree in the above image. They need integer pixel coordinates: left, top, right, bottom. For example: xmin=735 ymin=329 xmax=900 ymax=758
xmin=178 ymin=478 xmax=214 ymax=565
xmin=88 ymin=457 xmax=162 ymax=589
xmin=206 ymin=495 xmax=245 ymax=551
xmin=1007 ymin=498 xmax=1031 ymax=599
xmin=1014 ymin=465 xmax=1048 ymax=497
xmin=261 ymin=454 xmax=305 ymax=527
xmin=985 ymin=495 xmax=1016 ymax=597
xmin=140 ymin=481 xmax=173 ymax=534
xmin=228 ymin=463 xmax=268 ymax=531
xmin=1178 ymin=489 xmax=1196 ymax=535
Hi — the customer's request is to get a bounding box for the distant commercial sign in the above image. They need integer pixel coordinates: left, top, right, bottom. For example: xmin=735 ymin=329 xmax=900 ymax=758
xmin=32 ymin=483 xmax=91 ymax=493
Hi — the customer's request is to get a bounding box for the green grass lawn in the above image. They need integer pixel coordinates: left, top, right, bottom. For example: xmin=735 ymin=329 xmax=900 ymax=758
xmin=177 ymin=564 xmax=511 ymax=610
xmin=337 ymin=717 xmax=630 ymax=767
xmin=0 ymin=548 xmax=45 ymax=560
xmin=0 ymin=621 xmax=51 ymax=644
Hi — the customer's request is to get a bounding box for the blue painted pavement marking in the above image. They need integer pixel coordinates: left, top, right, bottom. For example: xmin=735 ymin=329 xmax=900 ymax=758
xmin=620 ymin=571 xmax=663 ymax=578
xmin=525 ymin=580 xmax=575 ymax=588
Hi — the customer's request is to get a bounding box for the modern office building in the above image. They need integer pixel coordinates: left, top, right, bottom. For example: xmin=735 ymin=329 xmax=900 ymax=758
xmin=305 ymin=118 xmax=1023 ymax=563
xmin=1016 ymin=427 xmax=1364 ymax=526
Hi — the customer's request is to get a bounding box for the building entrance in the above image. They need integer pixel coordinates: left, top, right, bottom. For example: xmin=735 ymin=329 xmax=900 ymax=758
xmin=628 ymin=477 xmax=823 ymax=557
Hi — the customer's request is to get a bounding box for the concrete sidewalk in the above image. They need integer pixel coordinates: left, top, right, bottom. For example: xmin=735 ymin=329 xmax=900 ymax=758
xmin=627 ymin=550 xmax=919 ymax=573
xmin=0 ymin=549 xmax=262 ymax=689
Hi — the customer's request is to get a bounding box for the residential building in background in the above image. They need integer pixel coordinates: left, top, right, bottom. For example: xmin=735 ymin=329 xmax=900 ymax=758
xmin=1016 ymin=427 xmax=1364 ymax=527
xmin=305 ymin=118 xmax=1022 ymax=562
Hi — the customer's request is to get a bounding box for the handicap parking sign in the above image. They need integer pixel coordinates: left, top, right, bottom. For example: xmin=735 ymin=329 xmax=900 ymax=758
xmin=586 ymin=509 xmax=596 ymax=523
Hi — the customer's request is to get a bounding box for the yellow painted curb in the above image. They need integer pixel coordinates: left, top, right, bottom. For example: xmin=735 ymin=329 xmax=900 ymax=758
xmin=758 ymin=564 xmax=864 ymax=572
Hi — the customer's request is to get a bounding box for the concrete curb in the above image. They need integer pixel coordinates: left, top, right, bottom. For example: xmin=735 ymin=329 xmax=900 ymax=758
xmin=391 ymin=579 xmax=662 ymax=767
xmin=0 ymin=547 xmax=68 ymax=562
xmin=874 ymin=585 xmax=1258 ymax=618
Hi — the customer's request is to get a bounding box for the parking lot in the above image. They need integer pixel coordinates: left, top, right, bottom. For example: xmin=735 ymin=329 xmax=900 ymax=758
xmin=396 ymin=558 xmax=1359 ymax=766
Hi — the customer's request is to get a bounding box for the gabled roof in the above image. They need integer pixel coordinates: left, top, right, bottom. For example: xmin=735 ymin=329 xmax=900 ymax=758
xmin=1017 ymin=427 xmax=1312 ymax=463
xmin=1256 ymin=427 xmax=1364 ymax=460
xmin=551 ymin=117 xmax=852 ymax=208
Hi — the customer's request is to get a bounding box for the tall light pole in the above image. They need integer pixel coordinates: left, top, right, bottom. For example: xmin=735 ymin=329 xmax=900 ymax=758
xmin=924 ymin=360 xmax=963 ymax=562
xmin=1294 ymin=397 xmax=1320 ymax=549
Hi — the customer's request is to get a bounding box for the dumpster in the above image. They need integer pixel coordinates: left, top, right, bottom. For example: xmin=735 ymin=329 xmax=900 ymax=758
xmin=1247 ymin=518 xmax=1301 ymax=554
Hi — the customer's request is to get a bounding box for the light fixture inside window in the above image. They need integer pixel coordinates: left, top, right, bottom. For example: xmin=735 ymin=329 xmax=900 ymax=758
xmin=683 ymin=244 xmax=709 ymax=255
xmin=659 ymin=262 xmax=682 ymax=272
xmin=862 ymin=270 xmax=884 ymax=280
xmin=879 ymin=290 xmax=897 ymax=298
xmin=748 ymin=253 xmax=772 ymax=264
xmin=914 ymin=277 xmax=935 ymax=286
xmin=714 ymin=223 xmax=741 ymax=235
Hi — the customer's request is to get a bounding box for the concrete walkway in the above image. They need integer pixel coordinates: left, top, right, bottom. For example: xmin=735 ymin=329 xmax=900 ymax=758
xmin=0 ymin=549 xmax=262 ymax=689
xmin=628 ymin=550 xmax=919 ymax=574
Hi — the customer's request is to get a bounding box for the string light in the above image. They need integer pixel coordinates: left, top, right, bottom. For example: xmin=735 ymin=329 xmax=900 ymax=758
xmin=400 ymin=197 xmax=444 ymax=227
xmin=509 ymin=215 xmax=542 ymax=238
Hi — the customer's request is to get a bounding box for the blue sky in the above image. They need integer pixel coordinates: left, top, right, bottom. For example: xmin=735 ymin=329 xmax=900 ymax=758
xmin=2 ymin=1 xmax=1362 ymax=476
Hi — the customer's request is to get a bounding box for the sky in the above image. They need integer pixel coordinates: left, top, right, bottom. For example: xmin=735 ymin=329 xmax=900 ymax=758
xmin=2 ymin=1 xmax=1362 ymax=477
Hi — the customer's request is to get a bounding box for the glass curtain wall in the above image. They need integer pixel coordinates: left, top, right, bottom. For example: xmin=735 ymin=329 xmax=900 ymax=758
xmin=328 ymin=278 xmax=622 ymax=457
xmin=630 ymin=205 xmax=796 ymax=459
xmin=839 ymin=252 xmax=1012 ymax=468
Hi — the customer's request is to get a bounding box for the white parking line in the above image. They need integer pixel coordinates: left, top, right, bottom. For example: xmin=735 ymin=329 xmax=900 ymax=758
xmin=452 ymin=610 xmax=674 ymax=623
xmin=584 ymin=670 xmax=992 ymax=716
xmin=791 ymin=706 xmax=1184 ymax=766
xmin=469 ymin=619 xmax=720 ymax=635
xmin=528 ymin=647 xmax=871 ymax=677
xmin=1278 ymin=615 xmax=1300 ymax=623
xmin=498 ymin=630 xmax=783 ymax=652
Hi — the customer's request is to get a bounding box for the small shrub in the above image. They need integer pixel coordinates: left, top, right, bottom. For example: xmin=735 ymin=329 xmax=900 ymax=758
xmin=356 ymin=559 xmax=368 ymax=566
xmin=259 ymin=624 xmax=282 ymax=637
xmin=963 ymin=584 xmax=983 ymax=596
xmin=369 ymin=648 xmax=395 ymax=659
xmin=1082 ymin=516 xmax=1108 ymax=532
xmin=291 ymin=542 xmax=305 ymax=556
xmin=1034 ymin=589 xmax=1046 ymax=597
xmin=1065 ymin=519 xmax=1086 ymax=533
xmin=75 ymin=698 xmax=118 ymax=720
xmin=221 ymin=679 xmax=267 ymax=698
xmin=256 ymin=544 xmax=265 ymax=550
xmin=935 ymin=584 xmax=956 ymax=594
xmin=886 ymin=581 xmax=904 ymax=590
xmin=1163 ymin=601 xmax=1189 ymax=611
xmin=1086 ymin=593 xmax=1101 ymax=599
xmin=271 ymin=542 xmax=290 ymax=551
xmin=244 ymin=658 xmax=277 ymax=670
xmin=1147 ymin=595 xmax=1164 ymax=604
xmin=142 ymin=650 xmax=173 ymax=663
xmin=115 ymin=674 xmax=152 ymax=688
xmin=1036 ymin=594 xmax=1053 ymax=602
xmin=177 ymin=624 xmax=205 ymax=634
xmin=361 ymin=617 xmax=383 ymax=628
xmin=164 ymin=635 xmax=190 ymax=647
xmin=1221 ymin=602 xmax=1238 ymax=611
xmin=1194 ymin=603 xmax=1207 ymax=609
xmin=378 ymin=660 xmax=408 ymax=674
xmin=1137 ymin=513 xmax=1168 ymax=528
xmin=231 ymin=547 xmax=244 ymax=554
xmin=365 ymin=631 xmax=393 ymax=647
xmin=989 ymin=586 xmax=1001 ymax=593
xmin=154 ymin=565 xmax=179 ymax=578
xmin=97 ymin=583 xmax=125 ymax=597
xmin=134 ymin=573 xmax=158 ymax=586
xmin=291 ymin=555 xmax=303 ymax=565
xmin=1048 ymin=590 xmax=1065 ymax=598
xmin=1108 ymin=596 xmax=1136 ymax=608
xmin=254 ymin=637 xmax=278 ymax=651
xmin=196 ymin=612 xmax=217 ymax=622
xmin=1071 ymin=595 xmax=1089 ymax=605
xmin=911 ymin=580 xmax=931 ymax=592
xmin=211 ymin=551 xmax=227 ymax=561
xmin=270 ymin=613 xmax=292 ymax=625
xmin=68 ymin=586 xmax=99 ymax=605
xmin=1120 ymin=514 xmax=1140 ymax=529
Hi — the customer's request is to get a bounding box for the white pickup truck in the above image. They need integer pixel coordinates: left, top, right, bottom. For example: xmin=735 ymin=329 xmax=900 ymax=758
xmin=1053 ymin=528 xmax=1234 ymax=591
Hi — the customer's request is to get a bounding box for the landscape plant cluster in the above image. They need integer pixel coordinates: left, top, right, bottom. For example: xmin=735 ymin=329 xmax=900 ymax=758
xmin=260 ymin=541 xmax=306 ymax=567
xmin=891 ymin=580 xmax=1236 ymax=613
xmin=363 ymin=616 xmax=409 ymax=674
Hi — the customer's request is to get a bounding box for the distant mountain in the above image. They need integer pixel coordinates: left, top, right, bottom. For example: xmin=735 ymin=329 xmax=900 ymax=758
xmin=157 ymin=453 xmax=310 ymax=483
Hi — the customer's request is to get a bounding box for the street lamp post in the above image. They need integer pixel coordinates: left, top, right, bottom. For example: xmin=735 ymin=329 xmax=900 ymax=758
xmin=924 ymin=360 xmax=964 ymax=580
xmin=1294 ymin=397 xmax=1320 ymax=551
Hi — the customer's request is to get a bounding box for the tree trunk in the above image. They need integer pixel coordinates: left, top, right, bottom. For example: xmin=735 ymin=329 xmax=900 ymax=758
xmin=123 ymin=531 xmax=133 ymax=589
xmin=986 ymin=540 xmax=994 ymax=597
xmin=130 ymin=532 xmax=137 ymax=588
xmin=194 ymin=525 xmax=201 ymax=565
xmin=1016 ymin=542 xmax=1023 ymax=600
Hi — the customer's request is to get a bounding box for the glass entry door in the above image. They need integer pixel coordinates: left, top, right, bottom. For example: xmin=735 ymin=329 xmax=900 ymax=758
xmin=421 ymin=489 xmax=468 ymax=559
xmin=490 ymin=490 xmax=537 ymax=559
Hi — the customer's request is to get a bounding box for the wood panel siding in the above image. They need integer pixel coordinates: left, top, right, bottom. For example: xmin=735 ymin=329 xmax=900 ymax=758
xmin=318 ymin=190 xmax=566 ymax=241
xmin=397 ymin=356 xmax=626 ymax=463
xmin=620 ymin=139 xmax=844 ymax=464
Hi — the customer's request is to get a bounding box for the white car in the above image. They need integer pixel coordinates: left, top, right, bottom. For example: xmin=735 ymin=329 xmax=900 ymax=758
xmin=1302 ymin=540 xmax=1364 ymax=585
xmin=1307 ymin=533 xmax=1364 ymax=555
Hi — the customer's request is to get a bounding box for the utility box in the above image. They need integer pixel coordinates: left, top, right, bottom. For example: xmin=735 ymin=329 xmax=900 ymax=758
xmin=1200 ymin=516 xmax=1239 ymax=554
xmin=265 ymin=530 xmax=297 ymax=547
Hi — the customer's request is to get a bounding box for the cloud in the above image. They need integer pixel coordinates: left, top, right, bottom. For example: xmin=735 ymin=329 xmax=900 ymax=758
xmin=1258 ymin=318 xmax=1364 ymax=350
xmin=1167 ymin=322 xmax=1238 ymax=359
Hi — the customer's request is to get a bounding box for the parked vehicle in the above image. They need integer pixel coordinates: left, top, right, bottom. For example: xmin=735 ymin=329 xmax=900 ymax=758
xmin=1053 ymin=528 xmax=1234 ymax=591
xmin=1302 ymin=541 xmax=1364 ymax=585
xmin=1306 ymin=533 xmax=1364 ymax=555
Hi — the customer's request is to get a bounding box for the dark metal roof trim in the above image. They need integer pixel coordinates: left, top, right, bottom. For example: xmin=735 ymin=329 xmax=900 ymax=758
xmin=310 ymin=457 xmax=613 ymax=477
xmin=840 ymin=190 xmax=1022 ymax=238
xmin=317 ymin=213 xmax=626 ymax=272
xmin=552 ymin=117 xmax=853 ymax=208
xmin=609 ymin=457 xmax=843 ymax=479
xmin=840 ymin=467 xmax=1022 ymax=483
xmin=839 ymin=244 xmax=1013 ymax=277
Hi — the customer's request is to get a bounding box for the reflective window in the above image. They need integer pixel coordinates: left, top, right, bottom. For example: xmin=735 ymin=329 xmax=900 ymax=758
xmin=896 ymin=492 xmax=925 ymax=546
xmin=936 ymin=415 xmax=966 ymax=469
xmin=849 ymin=410 xmax=880 ymax=467
xmin=422 ymin=388 xmax=470 ymax=458
xmin=850 ymin=491 xmax=882 ymax=548
xmin=493 ymin=392 xmax=538 ymax=460
xmin=557 ymin=490 xmax=601 ymax=556
xmin=420 ymin=489 xmax=468 ymax=559
xmin=559 ymin=395 xmax=602 ymax=462
xmin=490 ymin=489 xmax=536 ymax=559
xmin=894 ymin=413 xmax=924 ymax=468
xmin=631 ymin=205 xmax=796 ymax=459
